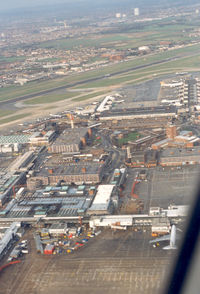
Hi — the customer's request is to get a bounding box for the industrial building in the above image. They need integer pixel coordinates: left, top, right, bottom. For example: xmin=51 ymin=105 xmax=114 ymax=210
xmin=0 ymin=222 xmax=21 ymax=260
xmin=48 ymin=128 xmax=92 ymax=154
xmin=126 ymin=150 xmax=158 ymax=168
xmin=29 ymin=131 xmax=56 ymax=146
xmin=9 ymin=151 xmax=36 ymax=172
xmin=0 ymin=134 xmax=32 ymax=154
xmin=27 ymin=162 xmax=105 ymax=189
xmin=152 ymin=125 xmax=200 ymax=150
xmin=5 ymin=186 xmax=94 ymax=218
xmin=110 ymin=168 xmax=127 ymax=187
xmin=149 ymin=205 xmax=189 ymax=218
xmin=151 ymin=217 xmax=170 ymax=235
xmin=0 ymin=143 xmax=21 ymax=153
xmin=89 ymin=215 xmax=133 ymax=228
xmin=0 ymin=135 xmax=32 ymax=145
xmin=99 ymin=106 xmax=177 ymax=121
xmin=48 ymin=223 xmax=68 ymax=235
xmin=88 ymin=185 xmax=117 ymax=215
xmin=159 ymin=147 xmax=200 ymax=166
xmin=0 ymin=170 xmax=26 ymax=207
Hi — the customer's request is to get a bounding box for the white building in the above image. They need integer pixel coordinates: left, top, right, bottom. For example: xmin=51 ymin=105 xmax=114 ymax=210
xmin=88 ymin=185 xmax=115 ymax=215
xmin=134 ymin=8 xmax=140 ymax=16
xmin=0 ymin=222 xmax=21 ymax=259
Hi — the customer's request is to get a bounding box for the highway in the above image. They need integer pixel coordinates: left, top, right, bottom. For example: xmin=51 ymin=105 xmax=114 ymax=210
xmin=0 ymin=56 xmax=180 ymax=107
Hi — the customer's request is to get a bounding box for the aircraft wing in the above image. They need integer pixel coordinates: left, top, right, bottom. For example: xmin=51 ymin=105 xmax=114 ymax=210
xmin=149 ymin=234 xmax=170 ymax=243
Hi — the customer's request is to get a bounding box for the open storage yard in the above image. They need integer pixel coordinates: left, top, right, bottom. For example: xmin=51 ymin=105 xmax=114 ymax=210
xmin=0 ymin=228 xmax=173 ymax=294
xmin=121 ymin=165 xmax=199 ymax=214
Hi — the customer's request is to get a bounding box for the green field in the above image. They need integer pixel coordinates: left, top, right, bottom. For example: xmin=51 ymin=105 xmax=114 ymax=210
xmin=37 ymin=20 xmax=200 ymax=51
xmin=38 ymin=34 xmax=132 ymax=50
xmin=117 ymin=131 xmax=141 ymax=146
xmin=24 ymin=92 xmax=80 ymax=105
xmin=0 ymin=110 xmax=15 ymax=118
xmin=72 ymin=90 xmax=110 ymax=102
xmin=73 ymin=54 xmax=200 ymax=89
xmin=0 ymin=42 xmax=200 ymax=104
xmin=0 ymin=56 xmax=26 ymax=63
xmin=0 ymin=113 xmax=31 ymax=125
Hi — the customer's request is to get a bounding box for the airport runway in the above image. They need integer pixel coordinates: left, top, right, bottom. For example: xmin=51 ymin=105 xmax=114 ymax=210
xmin=0 ymin=56 xmax=180 ymax=108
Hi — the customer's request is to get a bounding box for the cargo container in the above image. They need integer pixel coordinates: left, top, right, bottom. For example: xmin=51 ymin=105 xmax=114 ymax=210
xmin=44 ymin=244 xmax=55 ymax=255
xmin=21 ymin=249 xmax=28 ymax=254
xmin=95 ymin=230 xmax=102 ymax=236
xmin=81 ymin=238 xmax=88 ymax=243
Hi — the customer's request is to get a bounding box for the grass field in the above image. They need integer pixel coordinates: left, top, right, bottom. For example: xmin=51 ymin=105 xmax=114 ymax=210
xmin=0 ymin=110 xmax=15 ymax=118
xmin=74 ymin=52 xmax=200 ymax=89
xmin=117 ymin=131 xmax=141 ymax=146
xmin=24 ymin=92 xmax=80 ymax=105
xmin=0 ymin=42 xmax=200 ymax=103
xmin=72 ymin=90 xmax=109 ymax=102
xmin=37 ymin=20 xmax=199 ymax=51
xmin=38 ymin=34 xmax=132 ymax=50
xmin=0 ymin=113 xmax=31 ymax=125
xmin=0 ymin=56 xmax=26 ymax=63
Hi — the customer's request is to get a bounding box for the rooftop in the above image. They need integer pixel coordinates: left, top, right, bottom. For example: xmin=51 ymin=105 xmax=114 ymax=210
xmin=161 ymin=147 xmax=200 ymax=158
xmin=37 ymin=163 xmax=104 ymax=176
xmin=51 ymin=127 xmax=88 ymax=146
xmin=0 ymin=135 xmax=31 ymax=144
xmin=101 ymin=106 xmax=176 ymax=117
xmin=89 ymin=185 xmax=115 ymax=211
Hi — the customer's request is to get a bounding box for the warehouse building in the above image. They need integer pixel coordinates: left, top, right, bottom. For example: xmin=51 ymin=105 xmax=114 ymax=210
xmin=99 ymin=106 xmax=177 ymax=121
xmin=159 ymin=147 xmax=200 ymax=166
xmin=9 ymin=151 xmax=36 ymax=172
xmin=88 ymin=185 xmax=116 ymax=215
xmin=8 ymin=188 xmax=94 ymax=217
xmin=0 ymin=170 xmax=26 ymax=207
xmin=27 ymin=163 xmax=105 ymax=189
xmin=152 ymin=125 xmax=200 ymax=150
xmin=48 ymin=127 xmax=92 ymax=154
xmin=0 ymin=134 xmax=32 ymax=154
xmin=0 ymin=143 xmax=21 ymax=153
xmin=0 ymin=135 xmax=31 ymax=145
xmin=0 ymin=222 xmax=21 ymax=260
xmin=126 ymin=150 xmax=158 ymax=168
xmin=49 ymin=223 xmax=68 ymax=235
xmin=29 ymin=131 xmax=56 ymax=146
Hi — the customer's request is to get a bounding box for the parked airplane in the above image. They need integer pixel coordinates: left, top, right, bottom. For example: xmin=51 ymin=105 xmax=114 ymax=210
xmin=150 ymin=225 xmax=178 ymax=250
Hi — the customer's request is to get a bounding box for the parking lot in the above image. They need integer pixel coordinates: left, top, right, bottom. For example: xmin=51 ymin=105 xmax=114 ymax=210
xmin=122 ymin=165 xmax=199 ymax=213
xmin=0 ymin=228 xmax=173 ymax=294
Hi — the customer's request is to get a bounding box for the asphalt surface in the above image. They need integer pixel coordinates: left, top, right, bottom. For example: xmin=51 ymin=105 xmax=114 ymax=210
xmin=128 ymin=166 xmax=199 ymax=211
xmin=0 ymin=229 xmax=173 ymax=294
xmin=0 ymin=56 xmax=180 ymax=108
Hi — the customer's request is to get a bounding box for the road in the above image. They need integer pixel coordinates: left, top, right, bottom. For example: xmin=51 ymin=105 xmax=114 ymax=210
xmin=0 ymin=56 xmax=181 ymax=108
xmin=99 ymin=131 xmax=125 ymax=182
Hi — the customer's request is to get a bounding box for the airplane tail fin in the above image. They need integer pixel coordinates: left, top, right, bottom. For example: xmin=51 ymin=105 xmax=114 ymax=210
xmin=163 ymin=245 xmax=177 ymax=250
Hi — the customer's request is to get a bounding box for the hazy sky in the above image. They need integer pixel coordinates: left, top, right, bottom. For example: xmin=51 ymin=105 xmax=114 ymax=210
xmin=0 ymin=0 xmax=77 ymax=11
xmin=0 ymin=0 xmax=198 ymax=13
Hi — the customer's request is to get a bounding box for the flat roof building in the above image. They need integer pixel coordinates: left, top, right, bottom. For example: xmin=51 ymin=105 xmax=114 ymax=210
xmin=88 ymin=185 xmax=115 ymax=215
xmin=99 ymin=106 xmax=176 ymax=121
xmin=27 ymin=163 xmax=105 ymax=189
xmin=159 ymin=147 xmax=200 ymax=166
xmin=48 ymin=128 xmax=91 ymax=154
xmin=0 ymin=135 xmax=31 ymax=145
